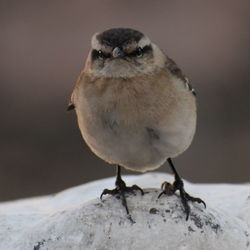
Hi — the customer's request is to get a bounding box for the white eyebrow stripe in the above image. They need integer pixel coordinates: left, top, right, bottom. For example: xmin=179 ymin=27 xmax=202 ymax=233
xmin=91 ymin=33 xmax=102 ymax=50
xmin=138 ymin=36 xmax=151 ymax=48
xmin=92 ymin=33 xmax=151 ymax=51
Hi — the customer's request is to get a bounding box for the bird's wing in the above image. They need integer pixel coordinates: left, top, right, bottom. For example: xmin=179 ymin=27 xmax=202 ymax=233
xmin=165 ymin=56 xmax=196 ymax=96
xmin=67 ymin=101 xmax=75 ymax=111
xmin=67 ymin=71 xmax=85 ymax=111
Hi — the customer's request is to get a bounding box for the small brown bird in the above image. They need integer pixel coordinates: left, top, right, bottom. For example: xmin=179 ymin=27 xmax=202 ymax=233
xmin=68 ymin=28 xmax=205 ymax=220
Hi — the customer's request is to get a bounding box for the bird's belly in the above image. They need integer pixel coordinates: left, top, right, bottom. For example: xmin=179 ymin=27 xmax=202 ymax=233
xmin=79 ymin=122 xmax=165 ymax=172
xmin=75 ymin=73 xmax=196 ymax=172
xmin=76 ymin=105 xmax=196 ymax=172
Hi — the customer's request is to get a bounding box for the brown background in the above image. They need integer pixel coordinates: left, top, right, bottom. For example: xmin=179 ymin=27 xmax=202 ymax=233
xmin=0 ymin=0 xmax=249 ymax=201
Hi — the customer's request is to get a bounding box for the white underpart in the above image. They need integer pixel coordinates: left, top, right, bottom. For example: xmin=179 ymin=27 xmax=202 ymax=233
xmin=76 ymin=65 xmax=196 ymax=172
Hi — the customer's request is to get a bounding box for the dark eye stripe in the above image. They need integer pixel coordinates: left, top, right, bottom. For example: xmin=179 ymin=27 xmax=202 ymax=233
xmin=91 ymin=45 xmax=152 ymax=60
xmin=142 ymin=45 xmax=152 ymax=53
xmin=91 ymin=49 xmax=111 ymax=60
xmin=128 ymin=45 xmax=152 ymax=57
xmin=91 ymin=50 xmax=99 ymax=60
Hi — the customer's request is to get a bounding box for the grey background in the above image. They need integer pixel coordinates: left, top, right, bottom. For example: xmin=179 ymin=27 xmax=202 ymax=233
xmin=0 ymin=0 xmax=249 ymax=201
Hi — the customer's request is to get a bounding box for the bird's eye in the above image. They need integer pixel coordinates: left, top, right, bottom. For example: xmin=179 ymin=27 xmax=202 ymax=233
xmin=98 ymin=50 xmax=104 ymax=59
xmin=135 ymin=47 xmax=143 ymax=57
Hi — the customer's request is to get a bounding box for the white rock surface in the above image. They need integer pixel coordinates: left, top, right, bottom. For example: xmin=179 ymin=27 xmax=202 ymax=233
xmin=0 ymin=173 xmax=249 ymax=250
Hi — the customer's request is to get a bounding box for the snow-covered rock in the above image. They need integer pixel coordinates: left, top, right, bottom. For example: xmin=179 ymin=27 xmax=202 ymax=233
xmin=0 ymin=173 xmax=249 ymax=250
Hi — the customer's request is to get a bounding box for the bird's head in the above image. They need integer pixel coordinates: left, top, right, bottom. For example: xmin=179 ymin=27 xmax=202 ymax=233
xmin=85 ymin=28 xmax=165 ymax=78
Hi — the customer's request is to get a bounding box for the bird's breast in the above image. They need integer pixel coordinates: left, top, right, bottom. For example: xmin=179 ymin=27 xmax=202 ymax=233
xmin=73 ymin=70 xmax=196 ymax=171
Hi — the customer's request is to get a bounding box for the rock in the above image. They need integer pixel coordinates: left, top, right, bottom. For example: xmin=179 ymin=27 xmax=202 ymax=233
xmin=0 ymin=173 xmax=249 ymax=250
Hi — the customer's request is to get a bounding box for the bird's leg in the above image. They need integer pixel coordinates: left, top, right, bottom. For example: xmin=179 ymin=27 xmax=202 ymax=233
xmin=158 ymin=158 xmax=206 ymax=220
xmin=100 ymin=165 xmax=144 ymax=215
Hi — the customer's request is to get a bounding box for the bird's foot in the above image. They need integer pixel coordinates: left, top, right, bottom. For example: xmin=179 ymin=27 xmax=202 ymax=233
xmin=158 ymin=179 xmax=206 ymax=220
xmin=100 ymin=177 xmax=144 ymax=219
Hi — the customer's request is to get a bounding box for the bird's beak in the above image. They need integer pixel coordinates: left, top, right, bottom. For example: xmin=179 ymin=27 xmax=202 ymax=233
xmin=112 ymin=47 xmax=124 ymax=58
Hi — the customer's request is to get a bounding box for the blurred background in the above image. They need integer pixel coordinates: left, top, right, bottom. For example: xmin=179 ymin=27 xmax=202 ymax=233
xmin=0 ymin=0 xmax=249 ymax=201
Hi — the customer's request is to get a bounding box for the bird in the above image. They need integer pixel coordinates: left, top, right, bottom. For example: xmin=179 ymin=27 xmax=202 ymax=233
xmin=68 ymin=28 xmax=205 ymax=220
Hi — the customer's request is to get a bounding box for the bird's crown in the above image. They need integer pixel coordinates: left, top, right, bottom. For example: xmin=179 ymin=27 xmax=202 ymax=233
xmin=96 ymin=28 xmax=144 ymax=47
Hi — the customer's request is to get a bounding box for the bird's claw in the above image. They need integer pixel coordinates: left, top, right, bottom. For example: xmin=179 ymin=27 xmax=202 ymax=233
xmin=100 ymin=184 xmax=144 ymax=215
xmin=158 ymin=179 xmax=206 ymax=220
